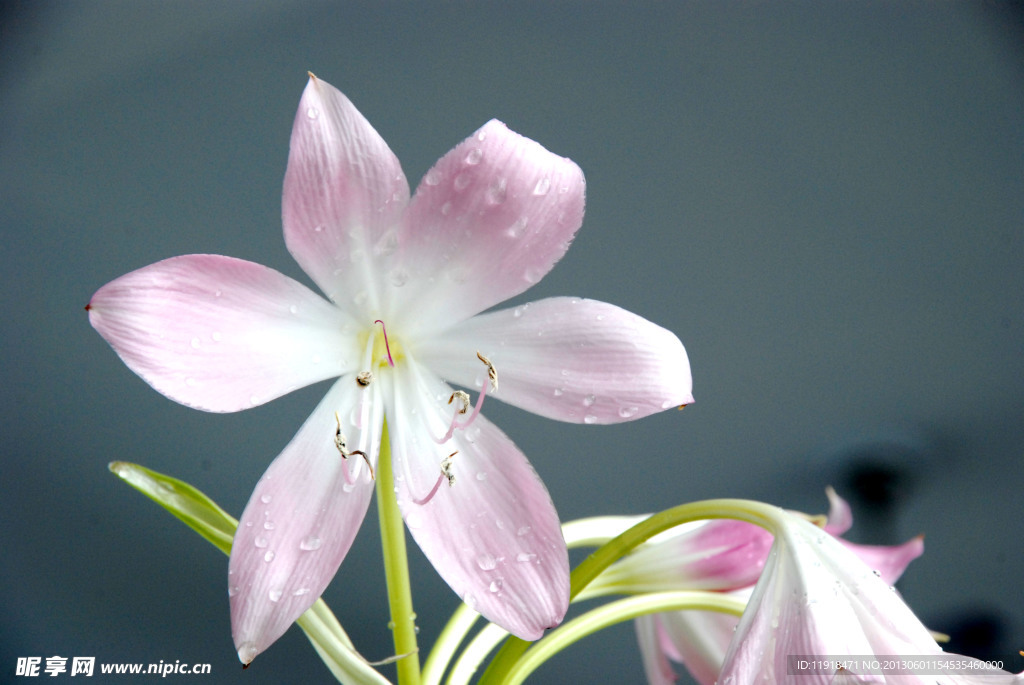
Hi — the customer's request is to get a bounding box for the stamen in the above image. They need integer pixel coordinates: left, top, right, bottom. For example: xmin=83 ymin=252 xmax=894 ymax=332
xmin=412 ymin=451 xmax=459 ymax=506
xmin=374 ymin=319 xmax=395 ymax=367
xmin=449 ymin=390 xmax=471 ymax=414
xmin=334 ymin=411 xmax=374 ymax=480
xmin=356 ymin=371 xmax=374 ymax=387
xmin=433 ymin=353 xmax=498 ymax=444
xmin=476 ymin=351 xmax=498 ymax=391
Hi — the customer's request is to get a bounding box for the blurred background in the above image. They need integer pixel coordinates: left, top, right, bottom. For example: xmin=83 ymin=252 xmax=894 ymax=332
xmin=2 ymin=2 xmax=1022 ymax=682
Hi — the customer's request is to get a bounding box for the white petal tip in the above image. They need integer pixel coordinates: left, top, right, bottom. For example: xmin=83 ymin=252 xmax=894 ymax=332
xmin=237 ymin=642 xmax=258 ymax=666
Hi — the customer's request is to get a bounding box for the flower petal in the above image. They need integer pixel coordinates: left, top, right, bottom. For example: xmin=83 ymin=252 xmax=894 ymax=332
xmin=229 ymin=377 xmax=383 ymax=664
xmin=88 ymin=255 xmax=359 ymax=412
xmin=841 ymin=535 xmax=924 ymax=586
xmin=417 ymin=297 xmax=692 ymax=424
xmin=282 ymin=75 xmax=410 ymax=313
xmin=391 ymin=120 xmax=585 ymax=335
xmin=823 ymin=486 xmax=853 ymax=536
xmin=385 ymin=359 xmax=569 ymax=640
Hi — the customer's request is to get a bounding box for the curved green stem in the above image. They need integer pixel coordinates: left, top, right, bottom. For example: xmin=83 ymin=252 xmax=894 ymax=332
xmin=376 ymin=421 xmax=421 ymax=685
xmin=479 ymin=498 xmax=787 ymax=684
xmin=504 ymin=591 xmax=747 ymax=685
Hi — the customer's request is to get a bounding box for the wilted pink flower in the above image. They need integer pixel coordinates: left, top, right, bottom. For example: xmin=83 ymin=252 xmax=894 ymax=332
xmin=88 ymin=75 xmax=692 ymax=664
xmin=631 ymin=492 xmax=924 ymax=685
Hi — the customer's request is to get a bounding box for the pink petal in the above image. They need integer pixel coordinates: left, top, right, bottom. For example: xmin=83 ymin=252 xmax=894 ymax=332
xmin=841 ymin=535 xmax=924 ymax=586
xmin=635 ymin=615 xmax=680 ymax=685
xmin=656 ymin=608 xmax=743 ymax=685
xmin=417 ymin=297 xmax=692 ymax=424
xmin=385 ymin=360 xmax=569 ymax=640
xmin=823 ymin=486 xmax=853 ymax=536
xmin=230 ymin=377 xmax=383 ymax=664
xmin=88 ymin=255 xmax=358 ymax=412
xmin=282 ymin=75 xmax=410 ymax=311
xmin=391 ymin=120 xmax=586 ymax=335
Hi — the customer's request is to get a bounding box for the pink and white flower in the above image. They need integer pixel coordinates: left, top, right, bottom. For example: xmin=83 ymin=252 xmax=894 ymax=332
xmin=719 ymin=513 xmax=1018 ymax=685
xmin=627 ymin=492 xmax=925 ymax=685
xmin=88 ymin=75 xmax=692 ymax=664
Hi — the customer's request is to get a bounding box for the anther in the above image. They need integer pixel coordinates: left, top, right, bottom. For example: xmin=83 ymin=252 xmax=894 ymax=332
xmin=449 ymin=390 xmax=471 ymax=414
xmin=356 ymin=371 xmax=374 ymax=387
xmin=374 ymin=319 xmax=395 ymax=367
xmin=477 ymin=351 xmax=498 ymax=390
xmin=334 ymin=412 xmax=374 ymax=480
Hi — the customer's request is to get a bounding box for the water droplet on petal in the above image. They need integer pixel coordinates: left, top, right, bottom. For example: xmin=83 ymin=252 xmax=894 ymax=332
xmin=553 ymin=388 xmax=563 ymax=397
xmin=489 ymin=579 xmax=503 ymax=593
xmin=506 ymin=217 xmax=528 ymax=238
xmin=268 ymin=588 xmax=283 ymax=602
xmin=440 ymin=201 xmax=452 ymax=215
xmin=289 ymin=304 xmax=298 ymax=315
xmin=260 ymin=494 xmax=273 ymax=504
xmin=250 ymin=395 xmax=260 ymax=406
xmin=313 ymin=224 xmax=324 ymax=233
xmin=342 ymin=482 xmax=356 ymax=493
xmin=487 ymin=178 xmax=507 ymax=205
xmin=618 ymin=406 xmax=639 ymax=418
xmin=306 ymin=107 xmax=319 ymax=119
xmin=190 ymin=337 xmax=201 ymax=349
xmin=660 ymin=399 xmax=676 ymax=409
xmin=583 ymin=394 xmax=596 ymax=407
xmin=299 ymin=536 xmax=322 ymax=551
xmin=293 ymin=588 xmax=311 ymax=596
xmin=464 ymin=148 xmax=483 ymax=165
xmin=476 ymin=553 xmax=497 ymax=571
xmin=424 ymin=169 xmax=441 ymax=186
xmin=263 ymin=521 xmax=275 ymax=530
xmin=584 ymin=414 xmax=598 ymax=424
xmin=211 ymin=331 xmax=222 ymax=341
xmin=453 ymin=173 xmax=471 ymax=191
xmin=228 ymin=585 xmax=239 ymax=597
xmin=533 ymin=177 xmax=551 ymax=195
xmin=516 ymin=552 xmax=537 ymax=563
xmin=516 ymin=525 xmax=532 ymax=537
xmin=237 ymin=642 xmax=258 ymax=665
xmin=264 ymin=550 xmax=275 ymax=563
xmin=475 ymin=472 xmax=488 ymax=481
xmin=463 ymin=593 xmax=478 ymax=608
xmin=254 ymin=537 xmax=269 ymax=548
xmin=523 ymin=267 xmax=541 ymax=283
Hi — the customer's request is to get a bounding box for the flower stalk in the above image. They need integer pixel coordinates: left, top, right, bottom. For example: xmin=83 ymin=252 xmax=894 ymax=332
xmin=375 ymin=421 xmax=421 ymax=685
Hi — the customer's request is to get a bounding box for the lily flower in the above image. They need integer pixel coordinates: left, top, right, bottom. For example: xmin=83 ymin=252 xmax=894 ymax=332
xmin=87 ymin=75 xmax=692 ymax=664
xmin=719 ymin=513 xmax=1018 ymax=685
xmin=623 ymin=492 xmax=924 ymax=685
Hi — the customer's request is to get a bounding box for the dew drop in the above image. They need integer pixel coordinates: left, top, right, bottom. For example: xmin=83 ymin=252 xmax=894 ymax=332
xmin=453 ymin=173 xmax=471 ymax=191
xmin=489 ymin=579 xmax=503 ymax=593
xmin=249 ymin=395 xmax=260 ymax=406
xmin=289 ymin=304 xmax=298 ymax=315
xmin=516 ymin=525 xmax=532 ymax=537
xmin=388 ymin=267 xmax=409 ymax=287
xmin=506 ymin=217 xmax=528 ymax=238
xmin=268 ymin=588 xmax=283 ymax=602
xmin=214 ymin=290 xmax=222 ymax=298
xmin=660 ymin=399 xmax=676 ymax=409
xmin=618 ymin=406 xmax=639 ymax=418
xmin=463 ymin=593 xmax=478 ymax=609
xmin=211 ymin=331 xmax=222 ymax=341
xmin=293 ymin=588 xmax=311 ymax=596
xmin=516 ymin=552 xmax=537 ymax=563
xmin=553 ymin=388 xmax=563 ymax=397
xmin=342 ymin=482 xmax=356 ymax=493
xmin=475 ymin=471 xmax=488 ymax=481
xmin=190 ymin=337 xmax=201 ymax=349
xmin=313 ymin=224 xmax=324 ymax=232
xmin=583 ymin=394 xmax=596 ymax=407
xmin=237 ymin=642 xmax=258 ymax=665
xmin=424 ymin=169 xmax=441 ymax=186
xmin=476 ymin=553 xmax=497 ymax=571
xmin=440 ymin=201 xmax=452 ymax=215
xmin=264 ymin=550 xmax=275 ymax=563
xmin=260 ymin=494 xmax=273 ymax=504
xmin=476 ymin=129 xmax=487 ymax=142
xmin=306 ymin=107 xmax=319 ymax=120
xmin=533 ymin=177 xmax=551 ymax=195
xmin=254 ymin=536 xmax=268 ymax=548
xmin=523 ymin=267 xmax=541 ymax=283
xmin=299 ymin=536 xmax=322 ymax=551
xmin=584 ymin=415 xmax=598 ymax=424
xmin=228 ymin=585 xmax=239 ymax=597
xmin=374 ymin=230 xmax=399 ymax=256
xmin=263 ymin=521 xmax=275 ymax=530
xmin=487 ymin=178 xmax=507 ymax=205
xmin=464 ymin=148 xmax=483 ymax=165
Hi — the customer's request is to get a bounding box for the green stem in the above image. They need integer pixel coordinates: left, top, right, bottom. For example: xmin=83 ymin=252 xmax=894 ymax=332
xmin=479 ymin=498 xmax=787 ymax=684
xmin=504 ymin=591 xmax=747 ymax=685
xmin=376 ymin=420 xmax=421 ymax=685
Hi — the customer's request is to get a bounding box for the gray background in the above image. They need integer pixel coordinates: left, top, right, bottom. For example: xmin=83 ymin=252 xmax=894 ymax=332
xmin=2 ymin=2 xmax=1022 ymax=683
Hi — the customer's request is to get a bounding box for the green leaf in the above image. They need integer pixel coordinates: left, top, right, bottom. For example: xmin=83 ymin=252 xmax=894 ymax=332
xmin=109 ymin=461 xmax=391 ymax=685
